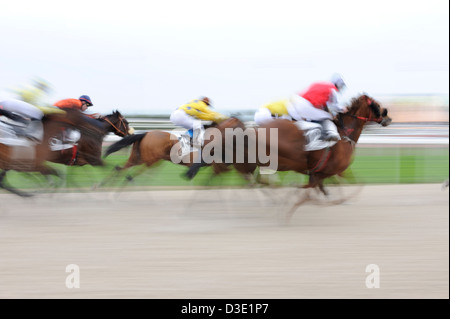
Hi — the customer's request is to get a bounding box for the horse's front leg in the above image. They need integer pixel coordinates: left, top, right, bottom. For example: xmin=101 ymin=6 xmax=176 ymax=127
xmin=317 ymin=181 xmax=329 ymax=196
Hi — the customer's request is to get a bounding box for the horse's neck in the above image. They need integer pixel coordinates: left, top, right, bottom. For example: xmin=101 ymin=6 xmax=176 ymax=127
xmin=102 ymin=117 xmax=123 ymax=137
xmin=100 ymin=120 xmax=111 ymax=136
xmin=339 ymin=116 xmax=365 ymax=143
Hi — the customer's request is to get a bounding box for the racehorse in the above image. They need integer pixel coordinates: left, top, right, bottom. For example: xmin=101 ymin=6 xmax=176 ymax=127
xmin=186 ymin=94 xmax=392 ymax=210
xmin=298 ymin=94 xmax=391 ymax=193
xmin=0 ymin=110 xmax=90 ymax=196
xmin=46 ymin=110 xmax=133 ymax=167
xmin=101 ymin=119 xmax=245 ymax=187
xmin=42 ymin=109 xmax=134 ymax=191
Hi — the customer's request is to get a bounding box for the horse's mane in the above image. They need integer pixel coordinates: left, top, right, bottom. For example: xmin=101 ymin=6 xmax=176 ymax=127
xmin=347 ymin=94 xmax=381 ymax=118
xmin=102 ymin=110 xmax=122 ymax=118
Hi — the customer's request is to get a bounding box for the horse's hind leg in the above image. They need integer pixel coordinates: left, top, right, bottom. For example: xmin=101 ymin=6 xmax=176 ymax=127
xmin=120 ymin=164 xmax=148 ymax=185
xmin=0 ymin=170 xmax=34 ymax=198
xmin=114 ymin=161 xmax=161 ymax=197
xmin=35 ymin=165 xmax=66 ymax=194
xmin=98 ymin=145 xmax=145 ymax=189
xmin=93 ymin=164 xmax=124 ymax=189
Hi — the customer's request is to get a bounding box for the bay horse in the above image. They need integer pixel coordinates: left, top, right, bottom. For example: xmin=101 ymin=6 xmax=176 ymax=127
xmin=186 ymin=94 xmax=392 ymax=208
xmin=0 ymin=110 xmax=93 ymax=196
xmin=42 ymin=109 xmax=134 ymax=191
xmin=46 ymin=110 xmax=133 ymax=167
xmin=102 ymin=119 xmax=245 ymax=187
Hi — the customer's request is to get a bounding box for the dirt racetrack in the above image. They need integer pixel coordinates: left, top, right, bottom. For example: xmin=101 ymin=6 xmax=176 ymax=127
xmin=0 ymin=183 xmax=448 ymax=299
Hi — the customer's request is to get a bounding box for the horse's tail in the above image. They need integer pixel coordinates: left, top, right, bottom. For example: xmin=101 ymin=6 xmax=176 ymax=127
xmin=104 ymin=133 xmax=146 ymax=157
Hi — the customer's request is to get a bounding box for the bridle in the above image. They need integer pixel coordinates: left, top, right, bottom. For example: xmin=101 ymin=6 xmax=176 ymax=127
xmin=344 ymin=113 xmax=383 ymax=124
xmin=102 ymin=115 xmax=128 ymax=136
xmin=339 ymin=97 xmax=384 ymax=128
xmin=337 ymin=99 xmax=384 ymax=141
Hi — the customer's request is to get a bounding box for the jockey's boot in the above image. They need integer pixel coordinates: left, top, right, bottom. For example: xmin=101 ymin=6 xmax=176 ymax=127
xmin=321 ymin=119 xmax=340 ymax=142
xmin=192 ymin=128 xmax=204 ymax=148
xmin=63 ymin=128 xmax=81 ymax=144
xmin=25 ymin=120 xmax=43 ymax=142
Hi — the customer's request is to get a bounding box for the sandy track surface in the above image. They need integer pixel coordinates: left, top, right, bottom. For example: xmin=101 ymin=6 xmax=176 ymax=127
xmin=0 ymin=184 xmax=448 ymax=299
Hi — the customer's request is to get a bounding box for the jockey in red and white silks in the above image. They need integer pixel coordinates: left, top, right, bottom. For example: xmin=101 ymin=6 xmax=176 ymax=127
xmin=287 ymin=74 xmax=347 ymax=141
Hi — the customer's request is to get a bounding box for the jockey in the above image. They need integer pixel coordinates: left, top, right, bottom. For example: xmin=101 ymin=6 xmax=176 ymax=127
xmin=170 ymin=97 xmax=228 ymax=146
xmin=54 ymin=95 xmax=101 ymax=117
xmin=53 ymin=95 xmax=101 ymax=144
xmin=0 ymin=99 xmax=45 ymax=141
xmin=287 ymin=74 xmax=347 ymax=141
xmin=10 ymin=78 xmax=52 ymax=107
xmin=254 ymin=99 xmax=292 ymax=126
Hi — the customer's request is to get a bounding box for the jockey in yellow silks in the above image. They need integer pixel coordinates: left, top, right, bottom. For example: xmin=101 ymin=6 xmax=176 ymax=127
xmin=170 ymin=97 xmax=228 ymax=146
xmin=254 ymin=99 xmax=292 ymax=126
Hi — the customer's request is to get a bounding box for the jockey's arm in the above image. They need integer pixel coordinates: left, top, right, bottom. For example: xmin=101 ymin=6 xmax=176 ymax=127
xmin=327 ymin=90 xmax=347 ymax=116
xmin=85 ymin=112 xmax=102 ymax=119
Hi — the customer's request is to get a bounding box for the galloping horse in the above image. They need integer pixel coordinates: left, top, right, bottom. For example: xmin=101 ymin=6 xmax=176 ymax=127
xmin=186 ymin=94 xmax=392 ymax=200
xmin=300 ymin=94 xmax=391 ymax=193
xmin=0 ymin=110 xmax=90 ymax=196
xmin=46 ymin=110 xmax=133 ymax=167
xmin=102 ymin=118 xmax=245 ymax=186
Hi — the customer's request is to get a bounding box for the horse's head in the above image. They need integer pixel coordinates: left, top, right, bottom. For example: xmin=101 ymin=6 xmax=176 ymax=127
xmin=100 ymin=110 xmax=135 ymax=137
xmin=346 ymin=94 xmax=392 ymax=127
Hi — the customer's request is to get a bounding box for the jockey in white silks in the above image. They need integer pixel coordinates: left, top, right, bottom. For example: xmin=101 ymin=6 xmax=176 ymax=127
xmin=286 ymin=74 xmax=347 ymax=141
xmin=0 ymin=99 xmax=45 ymax=141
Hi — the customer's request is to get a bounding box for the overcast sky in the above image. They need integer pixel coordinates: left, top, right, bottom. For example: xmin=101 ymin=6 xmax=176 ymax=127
xmin=0 ymin=0 xmax=448 ymax=114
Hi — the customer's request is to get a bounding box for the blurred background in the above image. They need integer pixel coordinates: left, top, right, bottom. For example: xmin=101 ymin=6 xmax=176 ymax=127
xmin=0 ymin=0 xmax=448 ymax=190
xmin=0 ymin=1 xmax=448 ymax=300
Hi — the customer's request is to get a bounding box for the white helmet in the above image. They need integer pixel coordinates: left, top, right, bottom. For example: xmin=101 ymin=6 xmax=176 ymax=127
xmin=331 ymin=73 xmax=346 ymax=91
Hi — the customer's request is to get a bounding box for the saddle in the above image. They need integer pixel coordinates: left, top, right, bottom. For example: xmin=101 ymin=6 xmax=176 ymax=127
xmin=295 ymin=120 xmax=338 ymax=151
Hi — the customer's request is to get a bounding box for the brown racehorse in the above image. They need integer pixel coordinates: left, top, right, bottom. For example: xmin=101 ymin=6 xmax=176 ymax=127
xmin=102 ymin=119 xmax=245 ymax=186
xmin=46 ymin=110 xmax=133 ymax=167
xmin=186 ymin=94 xmax=392 ymax=203
xmin=0 ymin=110 xmax=90 ymax=196
xmin=298 ymin=94 xmax=391 ymax=192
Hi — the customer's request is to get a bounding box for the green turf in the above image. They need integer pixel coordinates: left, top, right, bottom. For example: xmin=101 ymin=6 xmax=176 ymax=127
xmin=2 ymin=146 xmax=448 ymax=191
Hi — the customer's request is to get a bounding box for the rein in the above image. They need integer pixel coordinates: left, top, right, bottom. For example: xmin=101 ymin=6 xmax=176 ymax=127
xmin=343 ymin=113 xmax=383 ymax=123
xmin=102 ymin=116 xmax=127 ymax=136
xmin=337 ymin=108 xmax=383 ymax=141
